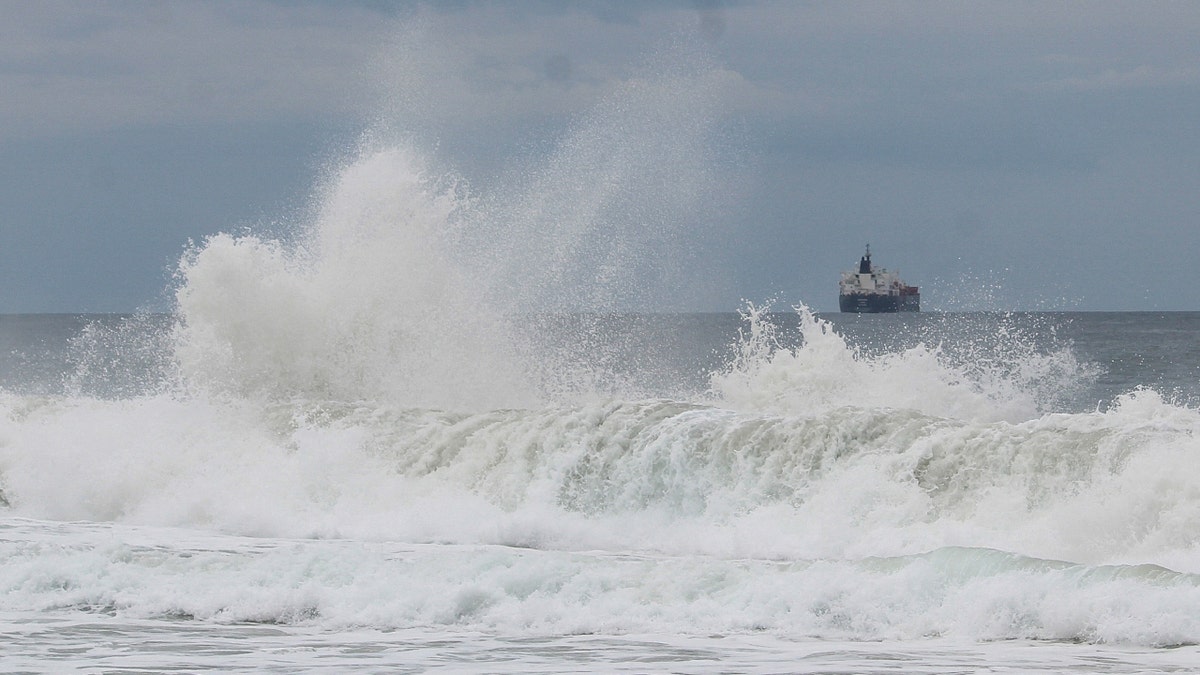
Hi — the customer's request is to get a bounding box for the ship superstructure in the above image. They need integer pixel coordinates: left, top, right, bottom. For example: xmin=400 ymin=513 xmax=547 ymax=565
xmin=838 ymin=245 xmax=920 ymax=312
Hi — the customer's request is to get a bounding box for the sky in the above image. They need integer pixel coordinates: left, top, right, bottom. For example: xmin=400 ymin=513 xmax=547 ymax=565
xmin=1 ymin=1 xmax=1198 ymax=313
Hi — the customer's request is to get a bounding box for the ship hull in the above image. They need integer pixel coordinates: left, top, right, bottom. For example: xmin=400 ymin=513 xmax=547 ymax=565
xmin=839 ymin=293 xmax=920 ymax=313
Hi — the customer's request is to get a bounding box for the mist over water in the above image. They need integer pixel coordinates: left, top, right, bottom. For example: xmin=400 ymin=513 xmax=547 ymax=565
xmin=168 ymin=38 xmax=731 ymax=411
xmin=172 ymin=147 xmax=533 ymax=410
xmin=3 ymin=33 xmax=1200 ymax=669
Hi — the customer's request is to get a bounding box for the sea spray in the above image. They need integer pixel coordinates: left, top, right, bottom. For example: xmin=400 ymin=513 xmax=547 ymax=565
xmin=172 ymin=147 xmax=534 ymax=411
xmin=4 ymin=303 xmax=1195 ymax=561
xmin=463 ymin=39 xmax=727 ymax=316
xmin=710 ymin=303 xmax=1008 ymax=420
xmin=709 ymin=304 xmax=1097 ymax=423
xmin=170 ymin=40 xmax=729 ymax=408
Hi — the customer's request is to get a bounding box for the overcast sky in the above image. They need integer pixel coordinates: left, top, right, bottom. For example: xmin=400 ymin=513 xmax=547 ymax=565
xmin=2 ymin=1 xmax=1198 ymax=313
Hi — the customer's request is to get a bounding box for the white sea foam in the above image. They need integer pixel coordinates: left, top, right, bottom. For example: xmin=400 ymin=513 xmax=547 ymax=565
xmin=4 ymin=519 xmax=1200 ymax=647
xmin=2 ymin=370 xmax=1198 ymax=571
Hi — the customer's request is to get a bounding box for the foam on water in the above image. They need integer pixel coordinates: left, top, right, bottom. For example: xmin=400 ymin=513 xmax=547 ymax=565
xmin=4 ymin=520 xmax=1200 ymax=647
xmin=3 ymin=380 xmax=1198 ymax=565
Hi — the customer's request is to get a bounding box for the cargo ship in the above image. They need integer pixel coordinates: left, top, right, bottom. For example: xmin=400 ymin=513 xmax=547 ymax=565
xmin=839 ymin=245 xmax=920 ymax=312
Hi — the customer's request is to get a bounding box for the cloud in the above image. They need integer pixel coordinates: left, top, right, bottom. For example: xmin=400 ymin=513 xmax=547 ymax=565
xmin=0 ymin=2 xmax=389 ymax=142
xmin=0 ymin=2 xmax=725 ymax=145
xmin=1028 ymin=65 xmax=1200 ymax=94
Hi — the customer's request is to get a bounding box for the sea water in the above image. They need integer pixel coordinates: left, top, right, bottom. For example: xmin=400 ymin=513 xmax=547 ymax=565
xmin=3 ymin=307 xmax=1200 ymax=673
xmin=4 ymin=50 xmax=1200 ymax=672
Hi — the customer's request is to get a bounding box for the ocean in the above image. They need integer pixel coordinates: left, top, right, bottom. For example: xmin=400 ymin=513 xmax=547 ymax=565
xmin=2 ymin=306 xmax=1200 ymax=673
xmin=2 ymin=90 xmax=1199 ymax=670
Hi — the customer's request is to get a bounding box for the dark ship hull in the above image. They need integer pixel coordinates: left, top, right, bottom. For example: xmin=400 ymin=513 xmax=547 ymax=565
xmin=838 ymin=292 xmax=920 ymax=313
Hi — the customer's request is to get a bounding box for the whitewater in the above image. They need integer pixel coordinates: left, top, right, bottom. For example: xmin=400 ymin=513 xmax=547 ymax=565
xmin=4 ymin=52 xmax=1200 ymax=673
